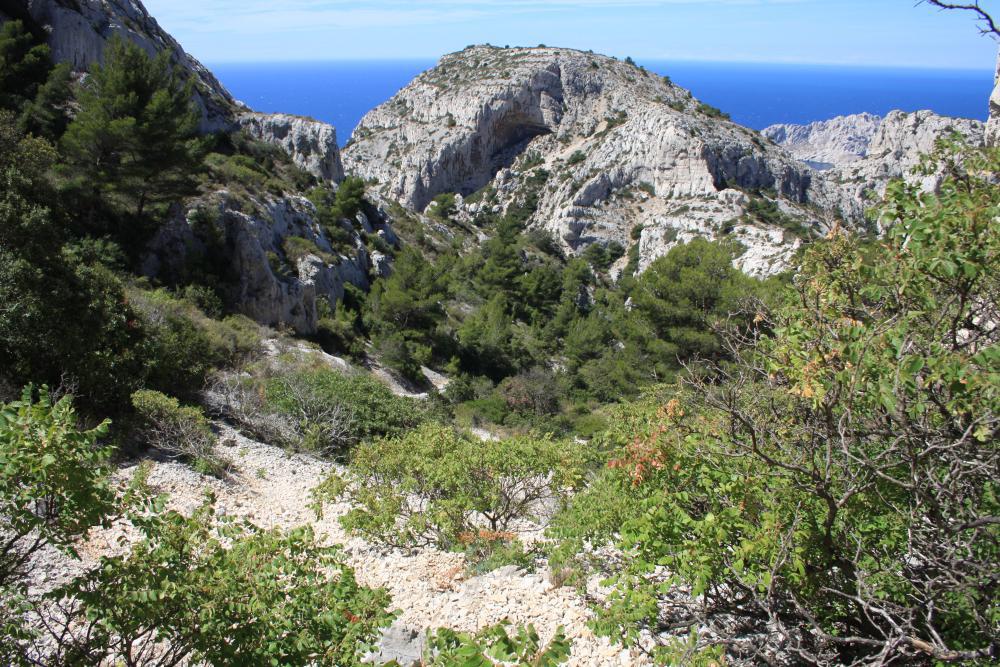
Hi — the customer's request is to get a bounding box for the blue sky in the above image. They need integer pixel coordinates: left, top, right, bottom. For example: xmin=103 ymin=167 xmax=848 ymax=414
xmin=143 ymin=0 xmax=999 ymax=70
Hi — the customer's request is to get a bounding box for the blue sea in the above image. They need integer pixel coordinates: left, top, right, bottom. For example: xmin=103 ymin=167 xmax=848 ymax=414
xmin=210 ymin=60 xmax=994 ymax=146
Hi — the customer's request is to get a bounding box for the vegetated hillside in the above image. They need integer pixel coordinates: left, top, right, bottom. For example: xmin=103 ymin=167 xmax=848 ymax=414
xmin=344 ymin=45 xmax=856 ymax=278
xmin=2 ymin=0 xmax=998 ymax=664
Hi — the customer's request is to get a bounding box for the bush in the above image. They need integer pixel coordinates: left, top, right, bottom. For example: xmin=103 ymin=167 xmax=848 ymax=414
xmin=131 ymin=389 xmax=223 ymax=475
xmin=497 ymin=367 xmax=559 ymax=416
xmin=283 ymin=235 xmax=335 ymax=266
xmin=332 ymin=176 xmax=366 ymax=221
xmin=129 ymin=288 xmax=262 ymax=399
xmin=460 ymin=529 xmax=535 ymax=576
xmin=424 ymin=623 xmax=571 ymax=666
xmin=551 ymin=143 xmax=1000 ymax=664
xmin=48 ymin=501 xmax=394 ymax=667
xmin=313 ymin=423 xmax=591 ymax=549
xmin=211 ymin=360 xmax=424 ymax=455
xmin=696 ymin=101 xmax=730 ymax=120
xmin=0 ymin=387 xmax=114 ymax=586
xmin=430 ymin=192 xmax=457 ymax=219
xmin=0 ymin=387 xmax=116 ymax=663
xmin=566 ymin=150 xmax=586 ymax=166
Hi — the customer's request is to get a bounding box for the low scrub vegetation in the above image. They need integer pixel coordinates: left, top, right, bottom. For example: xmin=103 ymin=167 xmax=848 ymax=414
xmin=549 ymin=141 xmax=1000 ymax=664
xmin=130 ymin=389 xmax=224 ymax=476
xmin=210 ymin=356 xmax=425 ymax=456
xmin=312 ymin=423 xmax=591 ymax=553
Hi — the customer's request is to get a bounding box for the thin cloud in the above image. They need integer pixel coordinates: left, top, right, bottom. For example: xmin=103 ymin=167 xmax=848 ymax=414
xmin=148 ymin=0 xmax=806 ymax=32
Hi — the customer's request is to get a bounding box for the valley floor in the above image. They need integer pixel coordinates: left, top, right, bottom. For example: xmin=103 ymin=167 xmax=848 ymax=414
xmin=30 ymin=422 xmax=651 ymax=666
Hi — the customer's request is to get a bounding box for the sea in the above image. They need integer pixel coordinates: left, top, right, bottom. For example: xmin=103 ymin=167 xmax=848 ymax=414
xmin=210 ymin=59 xmax=995 ymax=147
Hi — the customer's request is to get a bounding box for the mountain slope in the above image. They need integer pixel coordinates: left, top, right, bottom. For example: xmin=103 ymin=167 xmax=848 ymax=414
xmin=767 ymin=110 xmax=985 ymax=217
xmin=343 ymin=46 xmax=846 ymax=277
xmin=2 ymin=0 xmax=344 ymax=180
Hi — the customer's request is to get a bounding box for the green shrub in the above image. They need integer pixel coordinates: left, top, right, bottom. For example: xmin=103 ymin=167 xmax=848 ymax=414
xmin=0 ymin=387 xmax=116 ymax=662
xmin=213 ymin=360 xmax=424 ymax=455
xmin=283 ymin=235 xmax=337 ymax=266
xmin=551 ymin=142 xmax=1000 ymax=664
xmin=460 ymin=531 xmax=535 ymax=576
xmin=129 ymin=288 xmax=262 ymax=399
xmin=566 ymin=150 xmax=586 ymax=166
xmin=312 ymin=423 xmax=590 ymax=549
xmin=458 ymin=395 xmax=510 ymax=426
xmin=423 ymin=623 xmax=571 ymax=666
xmin=131 ymin=389 xmax=223 ymax=475
xmin=52 ymin=501 xmax=394 ymax=666
xmin=0 ymin=387 xmax=114 ymax=585
xmin=430 ymin=192 xmax=458 ymax=219
xmin=695 ymin=101 xmax=730 ymax=120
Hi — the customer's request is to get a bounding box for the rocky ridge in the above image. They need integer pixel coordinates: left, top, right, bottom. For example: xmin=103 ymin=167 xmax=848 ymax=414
xmin=762 ymin=112 xmax=882 ymax=168
xmin=344 ymin=45 xmax=845 ymax=277
xmin=9 ymin=0 xmax=234 ymax=131
xmin=767 ymin=110 xmax=985 ymax=218
xmin=2 ymin=1 xmax=345 ymax=181
xmin=237 ymin=112 xmax=345 ymax=181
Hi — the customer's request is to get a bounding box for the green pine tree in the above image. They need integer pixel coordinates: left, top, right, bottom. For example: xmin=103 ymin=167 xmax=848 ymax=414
xmin=61 ymin=36 xmax=205 ymax=219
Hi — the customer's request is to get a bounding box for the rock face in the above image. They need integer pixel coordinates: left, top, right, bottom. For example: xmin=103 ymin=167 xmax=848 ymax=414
xmin=771 ymin=110 xmax=985 ymax=219
xmin=10 ymin=0 xmax=235 ymax=131
xmin=141 ymin=192 xmax=400 ymax=334
xmin=237 ymin=112 xmax=345 ymax=182
xmin=6 ymin=0 xmax=351 ymax=183
xmin=987 ymin=50 xmax=1000 ymax=147
xmin=762 ymin=113 xmax=882 ymax=169
xmin=344 ymin=46 xmax=843 ymax=277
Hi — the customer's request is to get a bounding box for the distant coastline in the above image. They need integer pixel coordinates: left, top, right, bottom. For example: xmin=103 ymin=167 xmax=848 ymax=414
xmin=210 ymin=58 xmax=994 ymax=146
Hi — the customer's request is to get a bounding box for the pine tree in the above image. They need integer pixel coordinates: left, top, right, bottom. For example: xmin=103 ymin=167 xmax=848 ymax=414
xmin=61 ymin=36 xmax=204 ymax=219
xmin=0 ymin=21 xmax=51 ymax=112
xmin=0 ymin=21 xmax=72 ymax=140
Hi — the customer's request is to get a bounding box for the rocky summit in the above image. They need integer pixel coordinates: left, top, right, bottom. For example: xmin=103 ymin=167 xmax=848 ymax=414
xmin=344 ymin=45 xmax=849 ymax=277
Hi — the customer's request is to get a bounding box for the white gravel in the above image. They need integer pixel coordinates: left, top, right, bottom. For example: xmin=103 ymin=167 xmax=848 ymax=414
xmin=32 ymin=423 xmax=651 ymax=666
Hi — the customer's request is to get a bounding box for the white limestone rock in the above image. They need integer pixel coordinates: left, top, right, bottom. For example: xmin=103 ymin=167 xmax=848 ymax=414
xmin=832 ymin=110 xmax=984 ymax=218
xmin=762 ymin=112 xmax=883 ymax=169
xmin=237 ymin=112 xmax=345 ymax=182
xmin=768 ymin=109 xmax=985 ymax=220
xmin=12 ymin=0 xmax=235 ymax=131
xmin=987 ymin=50 xmax=1000 ymax=147
xmin=142 ymin=193 xmax=371 ymax=335
xmin=343 ymin=45 xmax=842 ymax=277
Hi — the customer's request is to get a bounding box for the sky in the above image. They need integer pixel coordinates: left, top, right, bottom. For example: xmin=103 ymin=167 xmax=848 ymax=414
xmin=142 ymin=0 xmax=1000 ymax=70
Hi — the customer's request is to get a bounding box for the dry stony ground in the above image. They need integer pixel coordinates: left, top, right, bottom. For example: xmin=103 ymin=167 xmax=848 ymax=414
xmin=30 ymin=423 xmax=652 ymax=666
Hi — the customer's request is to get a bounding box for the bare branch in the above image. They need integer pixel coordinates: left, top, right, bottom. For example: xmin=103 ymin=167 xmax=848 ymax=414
xmin=922 ymin=0 xmax=1000 ymax=39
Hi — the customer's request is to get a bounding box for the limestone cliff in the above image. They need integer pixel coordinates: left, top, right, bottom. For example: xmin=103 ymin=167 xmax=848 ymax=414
xmin=762 ymin=113 xmax=882 ymax=169
xmin=343 ymin=46 xmax=842 ymax=277
xmin=987 ymin=50 xmax=1000 ymax=147
xmin=141 ymin=190 xmax=400 ymax=334
xmin=3 ymin=0 xmax=345 ymax=181
xmin=768 ymin=110 xmax=985 ymax=218
xmin=237 ymin=112 xmax=345 ymax=182
xmin=9 ymin=0 xmax=234 ymax=131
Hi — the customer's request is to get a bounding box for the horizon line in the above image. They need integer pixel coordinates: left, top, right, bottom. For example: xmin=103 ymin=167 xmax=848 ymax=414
xmin=204 ymin=54 xmax=995 ymax=73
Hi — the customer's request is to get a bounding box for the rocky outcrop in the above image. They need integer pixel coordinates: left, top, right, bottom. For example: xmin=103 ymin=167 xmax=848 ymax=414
xmin=768 ymin=110 xmax=984 ymax=220
xmin=9 ymin=0 xmax=235 ymax=131
xmin=762 ymin=113 xmax=882 ymax=169
xmin=237 ymin=112 xmax=345 ymax=182
xmin=987 ymin=50 xmax=1000 ymax=147
xmin=344 ymin=45 xmax=842 ymax=277
xmin=829 ymin=111 xmax=982 ymax=218
xmin=141 ymin=191 xmax=400 ymax=334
